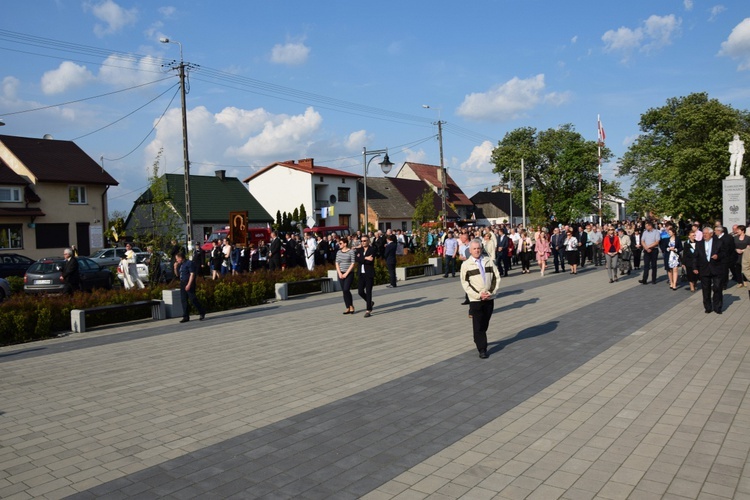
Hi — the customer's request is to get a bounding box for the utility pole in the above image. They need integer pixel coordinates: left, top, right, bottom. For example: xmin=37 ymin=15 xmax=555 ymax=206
xmin=437 ymin=120 xmax=447 ymax=229
xmin=521 ymin=158 xmax=526 ymax=228
xmin=161 ymin=38 xmax=197 ymax=247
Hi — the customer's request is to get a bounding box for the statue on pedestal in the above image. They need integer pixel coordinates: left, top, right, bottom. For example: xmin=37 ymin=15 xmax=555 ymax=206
xmin=729 ymin=134 xmax=744 ymax=177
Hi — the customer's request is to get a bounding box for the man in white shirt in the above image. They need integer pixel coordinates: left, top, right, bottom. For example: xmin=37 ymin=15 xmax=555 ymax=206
xmin=304 ymin=232 xmax=317 ymax=271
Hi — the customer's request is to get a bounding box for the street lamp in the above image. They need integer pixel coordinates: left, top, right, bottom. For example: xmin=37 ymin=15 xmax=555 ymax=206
xmin=422 ymin=105 xmax=447 ymax=228
xmin=160 ymin=37 xmax=194 ymax=247
xmin=362 ymin=147 xmax=393 ymax=233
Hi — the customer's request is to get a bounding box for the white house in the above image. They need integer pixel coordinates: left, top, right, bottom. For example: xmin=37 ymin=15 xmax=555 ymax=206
xmin=243 ymin=158 xmax=361 ymax=230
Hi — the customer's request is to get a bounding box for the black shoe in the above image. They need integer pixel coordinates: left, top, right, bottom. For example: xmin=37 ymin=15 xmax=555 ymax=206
xmin=639 ymin=279 xmax=647 ymax=284
xmin=443 ymin=275 xmax=449 ymax=278
xmin=479 ymin=350 xmax=489 ymax=359
xmin=652 ymin=281 xmax=657 ymax=285
xmin=715 ymin=310 xmax=723 ymax=314
xmin=180 ymin=318 xmax=189 ymax=323
xmin=364 ymin=311 xmax=371 ymax=318
xmin=614 ymin=278 xmax=618 ymax=282
xmin=609 ymin=279 xmax=613 ymax=283
xmin=452 ymin=274 xmax=456 ymax=277
xmin=705 ymin=310 xmax=712 ymax=314
xmin=461 ymin=300 xmax=470 ymax=305
xmin=199 ymin=314 xmax=205 ymax=321
xmin=386 ymin=285 xmax=394 ymax=288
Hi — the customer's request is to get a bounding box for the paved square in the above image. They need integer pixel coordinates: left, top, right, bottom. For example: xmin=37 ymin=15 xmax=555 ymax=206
xmin=1 ymin=266 xmax=748 ymax=499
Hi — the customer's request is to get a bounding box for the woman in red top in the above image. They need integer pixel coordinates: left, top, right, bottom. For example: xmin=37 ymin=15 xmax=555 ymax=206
xmin=602 ymin=227 xmax=621 ymax=283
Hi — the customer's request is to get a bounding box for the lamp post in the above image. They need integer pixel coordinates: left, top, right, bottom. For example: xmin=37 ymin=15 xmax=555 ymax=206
xmin=422 ymin=105 xmax=447 ymax=228
xmin=362 ymin=147 xmax=393 ymax=233
xmin=160 ymin=37 xmax=194 ymax=246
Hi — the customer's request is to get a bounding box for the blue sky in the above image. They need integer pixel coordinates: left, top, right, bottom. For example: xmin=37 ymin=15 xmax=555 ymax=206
xmin=2 ymin=0 xmax=750 ymax=215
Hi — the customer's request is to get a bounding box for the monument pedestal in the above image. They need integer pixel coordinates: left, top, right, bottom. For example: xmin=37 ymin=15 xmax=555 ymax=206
xmin=723 ymin=177 xmax=747 ymax=228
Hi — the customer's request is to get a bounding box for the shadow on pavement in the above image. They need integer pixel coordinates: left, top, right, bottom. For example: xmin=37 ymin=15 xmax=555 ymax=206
xmin=489 ymin=320 xmax=559 ymax=355
xmin=495 ymin=297 xmax=539 ymax=313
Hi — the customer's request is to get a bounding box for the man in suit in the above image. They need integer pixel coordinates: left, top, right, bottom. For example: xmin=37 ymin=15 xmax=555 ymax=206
xmin=61 ymin=247 xmax=80 ymax=295
xmin=550 ymin=227 xmax=566 ymax=273
xmin=355 ymin=234 xmax=376 ymax=317
xmin=578 ymin=225 xmax=589 ymax=268
xmin=268 ymin=231 xmax=282 ymax=271
xmin=714 ymin=225 xmax=735 ymax=289
xmin=383 ymin=234 xmax=397 ymax=288
xmin=496 ymin=229 xmax=509 ymax=276
xmin=693 ymin=226 xmax=726 ymax=314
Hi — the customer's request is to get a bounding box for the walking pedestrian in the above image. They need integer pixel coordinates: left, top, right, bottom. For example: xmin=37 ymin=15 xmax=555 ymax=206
xmin=336 ymin=237 xmax=357 ymax=314
xmin=176 ymin=251 xmax=206 ymax=323
xmin=355 ymin=234 xmax=376 ymax=317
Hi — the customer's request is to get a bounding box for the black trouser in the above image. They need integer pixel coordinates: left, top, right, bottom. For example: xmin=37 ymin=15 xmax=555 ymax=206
xmin=552 ymin=248 xmax=565 ymax=271
xmin=469 ymin=299 xmax=494 ymax=353
xmin=520 ymin=251 xmax=532 ymax=271
xmin=180 ymin=281 xmax=205 ymax=320
xmin=502 ymin=253 xmax=511 ymax=273
xmin=700 ymin=274 xmax=723 ymax=312
xmin=387 ymin=261 xmax=397 ymax=287
xmin=358 ymin=272 xmax=374 ymax=311
xmin=642 ymin=249 xmax=659 ymax=283
xmin=444 ymin=255 xmax=455 ymax=276
xmin=633 ymin=248 xmax=642 ymax=269
xmin=339 ymin=273 xmax=354 ymax=309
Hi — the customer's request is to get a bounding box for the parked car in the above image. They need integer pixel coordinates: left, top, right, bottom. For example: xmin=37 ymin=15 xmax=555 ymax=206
xmin=0 ymin=253 xmax=35 ymax=278
xmin=88 ymin=246 xmax=142 ymax=268
xmin=0 ymin=277 xmax=10 ymax=302
xmin=24 ymin=257 xmax=114 ymax=294
xmin=116 ymin=252 xmax=175 ymax=284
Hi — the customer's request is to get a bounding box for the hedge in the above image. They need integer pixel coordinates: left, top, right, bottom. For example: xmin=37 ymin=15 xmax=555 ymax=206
xmin=0 ymin=252 xmax=429 ymax=346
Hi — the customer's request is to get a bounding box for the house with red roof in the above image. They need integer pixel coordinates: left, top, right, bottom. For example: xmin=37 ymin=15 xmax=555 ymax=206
xmin=0 ymin=134 xmax=119 ymax=259
xmin=243 ymin=158 xmax=361 ymax=231
xmin=394 ymin=162 xmax=473 ymax=221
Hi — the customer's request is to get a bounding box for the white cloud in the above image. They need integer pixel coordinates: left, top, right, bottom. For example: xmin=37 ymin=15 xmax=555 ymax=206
xmin=98 ymin=54 xmax=162 ymax=86
xmin=40 ymin=61 xmax=95 ymax=94
xmin=158 ymin=6 xmax=176 ymax=18
xmin=83 ymin=0 xmax=138 ymax=37
xmin=229 ymin=107 xmax=322 ymax=158
xmin=460 ymin=141 xmax=494 ymax=172
xmin=719 ymin=18 xmax=750 ymax=70
xmin=456 ymin=74 xmax=567 ymax=121
xmin=403 ymin=148 xmax=427 ymax=164
xmin=642 ymin=14 xmax=681 ymax=51
xmin=684 ymin=0 xmax=694 ymax=11
xmin=215 ymin=107 xmax=273 ymax=139
xmin=623 ymin=134 xmax=640 ymax=147
xmin=1 ymin=76 xmax=20 ymax=99
xmin=602 ymin=14 xmax=681 ymax=60
xmin=345 ymin=130 xmax=371 ymax=151
xmin=270 ymin=41 xmax=310 ymax=66
xmin=571 ymin=35 xmax=578 ymax=44
xmin=709 ymin=5 xmax=726 ymax=21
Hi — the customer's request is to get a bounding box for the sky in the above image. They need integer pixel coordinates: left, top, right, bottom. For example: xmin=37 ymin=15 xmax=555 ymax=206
xmin=2 ymin=0 xmax=750 ymax=216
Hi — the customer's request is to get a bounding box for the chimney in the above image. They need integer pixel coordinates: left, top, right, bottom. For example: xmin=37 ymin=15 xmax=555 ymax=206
xmin=215 ymin=170 xmax=226 ymax=181
xmin=298 ymin=158 xmax=314 ymax=169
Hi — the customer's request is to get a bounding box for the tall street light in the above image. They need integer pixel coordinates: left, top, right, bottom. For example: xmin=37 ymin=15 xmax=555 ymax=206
xmin=362 ymin=147 xmax=393 ymax=233
xmin=422 ymin=105 xmax=447 ymax=229
xmin=160 ymin=37 xmax=195 ymax=247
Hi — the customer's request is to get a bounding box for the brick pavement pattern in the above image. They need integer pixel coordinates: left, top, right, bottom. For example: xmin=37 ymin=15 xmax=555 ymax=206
xmin=1 ymin=266 xmax=749 ymax=499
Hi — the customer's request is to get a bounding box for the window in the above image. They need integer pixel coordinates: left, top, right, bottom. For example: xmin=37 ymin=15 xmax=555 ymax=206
xmin=35 ymin=223 xmax=69 ymax=249
xmin=402 ymin=221 xmax=408 ymax=231
xmin=338 ymin=214 xmax=350 ymax=228
xmin=338 ymin=187 xmax=350 ymax=202
xmin=0 ymin=186 xmax=22 ymax=202
xmin=69 ymin=185 xmax=87 ymax=204
xmin=0 ymin=224 xmax=23 ymax=249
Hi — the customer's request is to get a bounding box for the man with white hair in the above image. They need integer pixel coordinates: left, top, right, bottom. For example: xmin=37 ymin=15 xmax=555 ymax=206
xmin=693 ymin=226 xmax=726 ymax=314
xmin=61 ymin=247 xmax=80 ymax=295
xmin=461 ymin=238 xmax=501 ymax=359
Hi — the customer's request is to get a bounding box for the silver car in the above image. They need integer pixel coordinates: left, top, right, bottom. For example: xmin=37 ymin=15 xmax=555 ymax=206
xmin=89 ymin=246 xmax=141 ymax=268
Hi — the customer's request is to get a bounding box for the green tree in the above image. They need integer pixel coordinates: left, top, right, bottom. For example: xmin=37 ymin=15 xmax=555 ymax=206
xmin=139 ymin=149 xmax=181 ymax=250
xmin=299 ymin=204 xmax=308 ymax=225
xmin=619 ymin=92 xmax=750 ymax=220
xmin=275 ymin=210 xmax=282 ymax=230
xmin=491 ymin=124 xmax=617 ymax=223
xmin=411 ymin=188 xmax=438 ymax=248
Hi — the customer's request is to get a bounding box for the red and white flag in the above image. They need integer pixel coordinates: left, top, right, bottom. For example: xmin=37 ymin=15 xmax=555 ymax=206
xmin=597 ymin=115 xmax=606 ymax=143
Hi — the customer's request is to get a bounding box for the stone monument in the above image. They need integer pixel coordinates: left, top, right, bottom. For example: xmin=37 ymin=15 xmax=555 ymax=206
xmin=723 ymin=134 xmax=747 ymax=228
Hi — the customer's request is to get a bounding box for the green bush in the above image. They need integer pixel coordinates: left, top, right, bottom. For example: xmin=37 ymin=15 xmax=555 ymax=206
xmin=6 ymin=276 xmax=23 ymax=294
xmin=0 ymin=252 xmax=434 ymax=346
